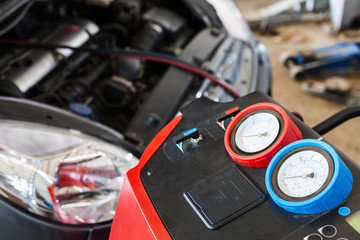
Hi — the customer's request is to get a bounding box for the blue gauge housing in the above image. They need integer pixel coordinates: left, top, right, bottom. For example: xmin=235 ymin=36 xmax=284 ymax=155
xmin=265 ymin=139 xmax=353 ymax=214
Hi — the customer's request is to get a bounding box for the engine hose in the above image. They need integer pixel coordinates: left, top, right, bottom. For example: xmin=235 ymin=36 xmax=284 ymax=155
xmin=0 ymin=39 xmax=241 ymax=98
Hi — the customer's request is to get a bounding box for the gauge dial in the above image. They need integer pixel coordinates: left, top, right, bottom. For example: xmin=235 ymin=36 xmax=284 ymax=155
xmin=224 ymin=102 xmax=302 ymax=168
xmin=276 ymin=149 xmax=331 ymax=199
xmin=235 ymin=112 xmax=280 ymax=153
xmin=265 ymin=139 xmax=353 ymax=214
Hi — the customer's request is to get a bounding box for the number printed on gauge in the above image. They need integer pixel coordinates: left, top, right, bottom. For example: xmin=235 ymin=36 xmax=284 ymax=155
xmin=275 ymin=147 xmax=333 ymax=201
xmin=235 ymin=112 xmax=280 ymax=153
xmin=265 ymin=139 xmax=353 ymax=214
xmin=224 ymin=102 xmax=302 ymax=168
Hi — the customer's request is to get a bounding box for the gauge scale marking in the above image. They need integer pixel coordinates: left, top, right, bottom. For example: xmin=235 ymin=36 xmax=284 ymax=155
xmin=224 ymin=102 xmax=302 ymax=168
xmin=235 ymin=112 xmax=280 ymax=153
xmin=265 ymin=139 xmax=353 ymax=214
xmin=274 ymin=147 xmax=334 ymax=201
xmin=278 ymin=151 xmax=329 ymax=198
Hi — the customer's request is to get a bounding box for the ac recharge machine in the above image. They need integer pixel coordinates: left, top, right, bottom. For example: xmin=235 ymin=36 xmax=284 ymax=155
xmin=109 ymin=92 xmax=360 ymax=240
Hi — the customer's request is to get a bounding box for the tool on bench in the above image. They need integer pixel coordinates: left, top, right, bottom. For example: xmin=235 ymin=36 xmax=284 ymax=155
xmin=302 ymin=77 xmax=360 ymax=105
xmin=247 ymin=0 xmax=329 ymax=34
xmin=280 ymin=42 xmax=360 ymax=80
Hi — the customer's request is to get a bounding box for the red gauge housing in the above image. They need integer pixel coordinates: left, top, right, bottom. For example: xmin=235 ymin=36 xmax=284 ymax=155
xmin=224 ymin=102 xmax=302 ymax=168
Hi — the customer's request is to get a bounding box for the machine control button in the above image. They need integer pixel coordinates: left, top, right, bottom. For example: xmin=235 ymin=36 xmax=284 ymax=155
xmin=183 ymin=128 xmax=198 ymax=137
xmin=217 ymin=106 xmax=240 ymax=130
xmin=318 ymin=225 xmax=337 ymax=238
xmin=174 ymin=128 xmax=202 ymax=152
xmin=338 ymin=206 xmax=351 ymax=216
xmin=217 ymin=106 xmax=240 ymax=122
xmin=303 ymin=233 xmax=323 ymax=240
xmin=174 ymin=128 xmax=200 ymax=144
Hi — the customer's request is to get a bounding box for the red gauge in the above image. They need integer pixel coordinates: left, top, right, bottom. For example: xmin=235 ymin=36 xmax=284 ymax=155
xmin=224 ymin=102 xmax=302 ymax=167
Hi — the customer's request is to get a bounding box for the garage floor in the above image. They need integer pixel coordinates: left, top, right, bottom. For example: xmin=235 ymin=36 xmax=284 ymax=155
xmin=236 ymin=0 xmax=360 ymax=165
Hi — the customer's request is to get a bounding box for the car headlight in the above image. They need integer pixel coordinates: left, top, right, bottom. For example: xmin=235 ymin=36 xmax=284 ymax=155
xmin=0 ymin=119 xmax=138 ymax=224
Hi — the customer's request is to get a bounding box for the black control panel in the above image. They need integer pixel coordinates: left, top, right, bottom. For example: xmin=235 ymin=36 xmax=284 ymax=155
xmin=140 ymin=92 xmax=360 ymax=239
xmin=283 ymin=193 xmax=360 ymax=240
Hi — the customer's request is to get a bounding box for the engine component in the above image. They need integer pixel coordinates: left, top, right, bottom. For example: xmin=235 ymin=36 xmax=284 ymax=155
xmin=0 ymin=0 xmax=30 ymax=24
xmin=72 ymin=0 xmax=114 ymax=7
xmin=101 ymin=75 xmax=136 ymax=107
xmin=142 ymin=7 xmax=186 ymax=41
xmin=1 ymin=18 xmax=99 ymax=93
xmin=116 ymin=7 xmax=185 ymax=78
xmin=69 ymin=102 xmax=93 ymax=117
xmin=124 ymin=28 xmax=226 ymax=150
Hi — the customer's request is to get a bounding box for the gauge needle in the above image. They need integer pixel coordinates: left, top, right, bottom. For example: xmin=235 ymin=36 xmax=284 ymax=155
xmin=240 ymin=132 xmax=268 ymax=138
xmin=284 ymin=172 xmax=315 ymax=179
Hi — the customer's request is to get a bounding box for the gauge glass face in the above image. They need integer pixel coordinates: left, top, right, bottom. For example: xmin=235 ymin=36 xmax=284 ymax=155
xmin=277 ymin=150 xmax=330 ymax=198
xmin=235 ymin=112 xmax=280 ymax=153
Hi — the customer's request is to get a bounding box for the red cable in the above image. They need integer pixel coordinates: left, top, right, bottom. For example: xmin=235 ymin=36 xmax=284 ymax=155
xmin=110 ymin=53 xmax=241 ymax=99
xmin=0 ymin=39 xmax=241 ymax=98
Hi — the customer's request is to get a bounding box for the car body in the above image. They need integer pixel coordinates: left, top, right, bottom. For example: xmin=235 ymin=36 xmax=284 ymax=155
xmin=0 ymin=0 xmax=271 ymax=239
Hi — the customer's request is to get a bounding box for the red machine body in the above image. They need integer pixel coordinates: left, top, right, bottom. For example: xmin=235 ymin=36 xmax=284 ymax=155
xmin=109 ymin=116 xmax=182 ymax=240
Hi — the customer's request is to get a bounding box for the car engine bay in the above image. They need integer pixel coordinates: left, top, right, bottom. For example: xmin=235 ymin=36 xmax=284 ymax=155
xmin=0 ymin=0 xmax=271 ymax=154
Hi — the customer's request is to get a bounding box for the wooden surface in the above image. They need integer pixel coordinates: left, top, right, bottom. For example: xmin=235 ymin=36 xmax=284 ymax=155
xmin=236 ymin=0 xmax=360 ymax=164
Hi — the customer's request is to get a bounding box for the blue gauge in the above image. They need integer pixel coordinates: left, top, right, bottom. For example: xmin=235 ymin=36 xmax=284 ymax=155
xmin=265 ymin=139 xmax=353 ymax=214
